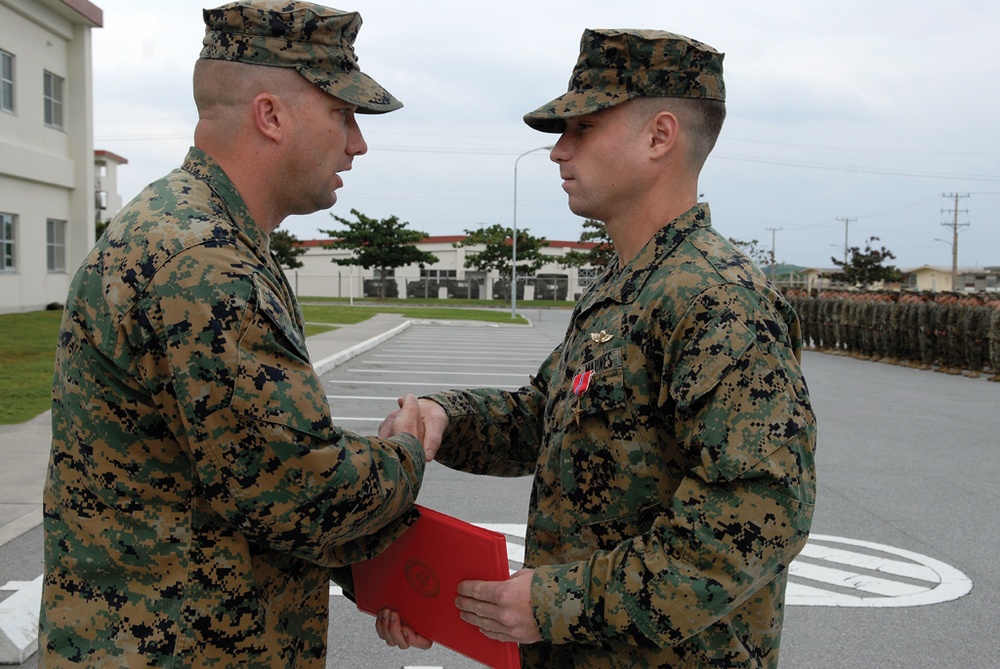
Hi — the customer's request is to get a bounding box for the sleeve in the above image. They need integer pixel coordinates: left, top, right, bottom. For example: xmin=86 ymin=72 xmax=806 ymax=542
xmin=135 ymin=243 xmax=424 ymax=567
xmin=531 ymin=286 xmax=817 ymax=648
xmin=424 ymin=347 xmax=561 ymax=477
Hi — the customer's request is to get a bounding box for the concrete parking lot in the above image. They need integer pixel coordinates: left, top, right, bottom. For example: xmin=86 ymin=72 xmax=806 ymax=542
xmin=2 ymin=309 xmax=997 ymax=667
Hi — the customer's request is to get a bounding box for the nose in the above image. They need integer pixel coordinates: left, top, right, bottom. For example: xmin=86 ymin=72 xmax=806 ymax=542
xmin=550 ymin=134 xmax=569 ymax=162
xmin=348 ymin=117 xmax=368 ymax=157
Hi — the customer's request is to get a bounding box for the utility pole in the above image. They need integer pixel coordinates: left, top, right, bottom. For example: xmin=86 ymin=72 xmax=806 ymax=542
xmin=941 ymin=193 xmax=969 ymax=292
xmin=766 ymin=227 xmax=781 ymax=284
xmin=836 ymin=217 xmax=855 ymax=265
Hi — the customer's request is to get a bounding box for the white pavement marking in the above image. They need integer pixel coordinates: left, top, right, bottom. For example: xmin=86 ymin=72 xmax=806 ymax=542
xmin=346 ymin=368 xmax=531 ymax=378
xmin=788 ymin=562 xmax=932 ymax=598
xmin=329 ymin=527 xmax=975 ymax=613
xmin=0 ymin=575 xmax=42 ymax=664
xmin=360 ymin=360 xmax=538 ymax=370
xmin=324 ymin=380 xmax=523 ymax=389
xmin=785 ymin=534 xmax=974 ymax=607
xmin=326 ymin=395 xmax=400 ymax=401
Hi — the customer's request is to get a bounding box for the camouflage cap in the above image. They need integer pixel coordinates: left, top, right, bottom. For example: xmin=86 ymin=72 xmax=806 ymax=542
xmin=524 ymin=28 xmax=724 ymax=133
xmin=200 ymin=1 xmax=402 ymax=114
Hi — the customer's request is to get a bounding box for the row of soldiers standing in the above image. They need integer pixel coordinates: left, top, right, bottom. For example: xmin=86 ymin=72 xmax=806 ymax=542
xmin=786 ymin=289 xmax=1000 ymax=380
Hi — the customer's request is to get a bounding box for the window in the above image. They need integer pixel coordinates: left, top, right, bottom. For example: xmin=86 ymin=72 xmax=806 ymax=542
xmin=419 ymin=269 xmax=456 ymax=279
xmin=1 ymin=50 xmax=13 ymax=113
xmin=577 ymin=266 xmax=599 ymax=288
xmin=46 ymin=218 xmax=66 ymax=272
xmin=0 ymin=213 xmax=14 ymax=271
xmin=43 ymin=70 xmax=64 ymax=129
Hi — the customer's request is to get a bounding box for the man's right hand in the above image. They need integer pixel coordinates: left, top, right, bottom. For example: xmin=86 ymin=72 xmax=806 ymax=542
xmin=379 ymin=397 xmax=448 ymax=462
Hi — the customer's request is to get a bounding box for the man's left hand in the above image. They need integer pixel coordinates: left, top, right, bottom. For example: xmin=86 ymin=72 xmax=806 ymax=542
xmin=456 ymin=568 xmax=542 ymax=644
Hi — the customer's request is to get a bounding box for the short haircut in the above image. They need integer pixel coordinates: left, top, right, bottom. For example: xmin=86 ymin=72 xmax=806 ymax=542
xmin=193 ymin=58 xmax=309 ymax=117
xmin=628 ymin=97 xmax=726 ymax=171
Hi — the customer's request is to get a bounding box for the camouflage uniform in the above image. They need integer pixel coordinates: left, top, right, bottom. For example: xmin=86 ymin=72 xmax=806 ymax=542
xmin=963 ymin=301 xmax=987 ymax=377
xmin=40 ymin=142 xmax=423 ymax=667
xmin=989 ymin=303 xmax=1000 ymax=381
xmin=429 ymin=205 xmax=817 ymax=668
xmin=42 ymin=3 xmax=420 ymax=665
xmin=917 ymin=298 xmax=937 ymax=369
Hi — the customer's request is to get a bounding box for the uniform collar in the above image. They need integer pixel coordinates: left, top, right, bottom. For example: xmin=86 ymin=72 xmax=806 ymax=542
xmin=576 ymin=203 xmax=713 ymax=313
xmin=181 ymin=146 xmax=270 ymax=255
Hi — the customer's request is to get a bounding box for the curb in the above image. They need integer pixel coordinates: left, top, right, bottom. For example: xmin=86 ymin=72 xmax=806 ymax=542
xmin=311 ymin=319 xmax=413 ymax=376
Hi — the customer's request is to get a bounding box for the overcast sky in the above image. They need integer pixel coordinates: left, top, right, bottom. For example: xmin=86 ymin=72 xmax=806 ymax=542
xmin=91 ymin=0 xmax=1000 ymax=270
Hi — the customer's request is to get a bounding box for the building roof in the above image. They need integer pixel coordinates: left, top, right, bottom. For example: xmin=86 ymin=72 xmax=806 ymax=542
xmin=95 ymin=149 xmax=128 ymax=165
xmin=39 ymin=0 xmax=104 ymax=27
xmin=900 ymin=265 xmax=998 ymax=273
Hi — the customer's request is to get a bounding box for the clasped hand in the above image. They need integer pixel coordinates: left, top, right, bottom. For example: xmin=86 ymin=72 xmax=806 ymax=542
xmin=378 ymin=395 xmax=448 ymax=462
xmin=373 ymin=397 xmax=542 ymax=651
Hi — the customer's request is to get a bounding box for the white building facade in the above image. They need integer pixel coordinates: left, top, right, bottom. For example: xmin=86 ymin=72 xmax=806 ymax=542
xmin=288 ymin=235 xmax=600 ymax=302
xmin=0 ymin=0 xmax=102 ymax=313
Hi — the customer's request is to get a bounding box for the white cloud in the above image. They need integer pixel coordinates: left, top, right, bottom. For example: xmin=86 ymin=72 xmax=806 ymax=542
xmin=91 ymin=0 xmax=1000 ymax=269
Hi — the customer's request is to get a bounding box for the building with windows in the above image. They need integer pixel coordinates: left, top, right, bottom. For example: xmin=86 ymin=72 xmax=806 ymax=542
xmin=0 ymin=0 xmax=103 ymax=313
xmin=901 ymin=265 xmax=1000 ymax=293
xmin=289 ymin=236 xmax=600 ymax=302
xmin=94 ymin=148 xmax=127 ymax=225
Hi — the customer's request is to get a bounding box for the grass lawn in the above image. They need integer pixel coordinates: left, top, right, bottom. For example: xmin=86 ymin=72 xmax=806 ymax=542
xmin=299 ymin=303 xmax=531 ymax=326
xmin=1 ymin=302 xmax=549 ymax=425
xmin=0 ymin=310 xmax=63 ymax=425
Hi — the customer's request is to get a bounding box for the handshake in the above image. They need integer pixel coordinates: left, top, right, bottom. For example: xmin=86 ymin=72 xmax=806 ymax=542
xmin=377 ymin=394 xmax=448 ymax=463
xmin=370 ymin=394 xmax=542 ymax=652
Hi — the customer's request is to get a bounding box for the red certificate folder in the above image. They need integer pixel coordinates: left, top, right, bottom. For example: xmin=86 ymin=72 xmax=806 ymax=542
xmin=353 ymin=505 xmax=521 ymax=669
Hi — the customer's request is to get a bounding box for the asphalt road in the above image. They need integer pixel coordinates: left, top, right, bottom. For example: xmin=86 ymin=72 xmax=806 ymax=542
xmin=5 ymin=308 xmax=998 ymax=668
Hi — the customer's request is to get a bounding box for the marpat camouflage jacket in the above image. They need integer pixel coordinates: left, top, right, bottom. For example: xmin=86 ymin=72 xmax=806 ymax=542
xmin=40 ymin=148 xmax=424 ymax=668
xmin=429 ymin=204 xmax=817 ymax=668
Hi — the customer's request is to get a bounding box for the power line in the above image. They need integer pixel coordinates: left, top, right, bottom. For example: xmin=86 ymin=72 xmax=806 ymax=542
xmin=836 ymin=217 xmax=856 ymax=265
xmin=941 ymin=193 xmax=970 ymax=291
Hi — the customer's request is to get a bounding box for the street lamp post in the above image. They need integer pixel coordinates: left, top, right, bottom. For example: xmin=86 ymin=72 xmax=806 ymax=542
xmin=512 ymin=145 xmax=553 ymax=318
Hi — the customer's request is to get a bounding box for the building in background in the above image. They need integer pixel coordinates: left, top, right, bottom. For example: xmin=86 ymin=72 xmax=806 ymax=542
xmin=289 ymin=236 xmax=600 ymax=302
xmin=94 ymin=148 xmax=127 ymax=226
xmin=0 ymin=0 xmax=103 ymax=313
xmin=902 ymin=265 xmax=1000 ymax=293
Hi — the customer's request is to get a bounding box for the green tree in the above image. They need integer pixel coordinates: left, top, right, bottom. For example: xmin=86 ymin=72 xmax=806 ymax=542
xmin=831 ymin=236 xmax=901 ymax=290
xmin=320 ymin=209 xmax=438 ymax=298
xmin=728 ymin=237 xmax=771 ymax=269
xmin=559 ymin=219 xmax=616 ymax=271
xmin=455 ymin=223 xmax=547 ymax=287
xmin=270 ymin=229 xmax=307 ymax=269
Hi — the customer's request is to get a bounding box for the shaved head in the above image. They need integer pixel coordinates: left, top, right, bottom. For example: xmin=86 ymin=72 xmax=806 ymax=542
xmin=193 ymin=60 xmax=313 ymax=139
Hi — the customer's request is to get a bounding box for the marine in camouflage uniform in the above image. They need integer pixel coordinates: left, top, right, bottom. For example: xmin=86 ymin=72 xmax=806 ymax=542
xmin=962 ymin=296 xmax=988 ymax=378
xmin=829 ymin=292 xmax=844 ymax=353
xmin=415 ymin=29 xmax=817 ymax=669
xmin=872 ymin=295 xmax=887 ymax=361
xmin=40 ymin=3 xmax=423 ymax=667
xmin=938 ymin=295 xmax=964 ymax=374
xmin=988 ymin=299 xmax=1000 ymax=381
xmin=916 ymin=294 xmax=932 ymax=369
xmin=886 ymin=294 xmax=903 ymax=364
xmin=842 ymin=295 xmax=858 ymax=356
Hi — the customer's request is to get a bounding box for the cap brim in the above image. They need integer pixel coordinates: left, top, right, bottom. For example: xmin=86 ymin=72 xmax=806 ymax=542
xmin=523 ymin=89 xmax=633 ymax=133
xmin=299 ymin=67 xmax=403 ymax=114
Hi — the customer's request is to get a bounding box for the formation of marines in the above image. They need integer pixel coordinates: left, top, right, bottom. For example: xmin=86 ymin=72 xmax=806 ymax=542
xmin=787 ymin=289 xmax=1000 ymax=381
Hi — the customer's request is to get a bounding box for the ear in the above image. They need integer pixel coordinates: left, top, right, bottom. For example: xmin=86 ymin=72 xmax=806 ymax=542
xmin=251 ymin=92 xmax=285 ymax=144
xmin=647 ymin=110 xmax=680 ymax=158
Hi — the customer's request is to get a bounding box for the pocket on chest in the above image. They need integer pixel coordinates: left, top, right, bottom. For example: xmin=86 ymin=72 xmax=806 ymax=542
xmin=557 ymin=366 xmax=663 ymax=529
